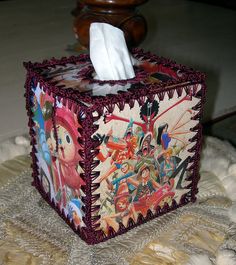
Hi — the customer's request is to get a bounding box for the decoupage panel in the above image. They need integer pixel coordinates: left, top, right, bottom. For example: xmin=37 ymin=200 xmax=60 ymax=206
xmin=30 ymin=82 xmax=86 ymax=229
xmin=93 ymin=86 xmax=201 ymax=234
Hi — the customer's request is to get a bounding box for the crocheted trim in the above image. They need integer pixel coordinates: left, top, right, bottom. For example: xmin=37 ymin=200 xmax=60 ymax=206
xmin=24 ymin=73 xmax=90 ymax=241
xmin=23 ymin=49 xmax=205 ymax=105
xmin=87 ymin=83 xmax=206 ymax=244
xmin=24 ymin=49 xmax=206 ymax=245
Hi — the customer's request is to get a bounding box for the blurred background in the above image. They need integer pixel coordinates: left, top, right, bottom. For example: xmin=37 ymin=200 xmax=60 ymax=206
xmin=0 ymin=0 xmax=235 ymax=144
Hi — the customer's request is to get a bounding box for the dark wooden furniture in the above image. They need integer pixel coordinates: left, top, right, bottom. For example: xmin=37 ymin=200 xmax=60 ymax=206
xmin=73 ymin=0 xmax=148 ymax=49
xmin=189 ymin=0 xmax=236 ymax=9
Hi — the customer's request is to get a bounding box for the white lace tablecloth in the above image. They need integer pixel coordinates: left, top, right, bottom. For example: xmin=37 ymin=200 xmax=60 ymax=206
xmin=1 ymin=136 xmax=236 ymax=265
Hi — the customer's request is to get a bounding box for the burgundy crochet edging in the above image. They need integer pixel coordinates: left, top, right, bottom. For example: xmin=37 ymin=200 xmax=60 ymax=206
xmin=88 ymin=83 xmax=206 ymax=244
xmin=24 ymin=48 xmax=206 ymax=245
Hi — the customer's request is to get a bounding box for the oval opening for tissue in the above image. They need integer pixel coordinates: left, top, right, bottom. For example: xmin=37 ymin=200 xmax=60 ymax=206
xmin=78 ymin=65 xmax=148 ymax=86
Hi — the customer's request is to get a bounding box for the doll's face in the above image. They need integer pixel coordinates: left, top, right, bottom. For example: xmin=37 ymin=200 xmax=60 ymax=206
xmin=49 ymin=124 xmax=76 ymax=163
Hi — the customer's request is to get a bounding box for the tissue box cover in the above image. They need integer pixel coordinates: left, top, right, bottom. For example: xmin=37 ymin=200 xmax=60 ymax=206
xmin=24 ymin=49 xmax=206 ymax=244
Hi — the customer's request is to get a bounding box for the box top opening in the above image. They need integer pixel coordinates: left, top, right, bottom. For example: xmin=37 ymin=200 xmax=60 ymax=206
xmin=24 ymin=49 xmax=204 ymax=105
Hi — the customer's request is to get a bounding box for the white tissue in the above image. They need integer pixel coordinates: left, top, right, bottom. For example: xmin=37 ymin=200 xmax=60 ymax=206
xmin=89 ymin=23 xmax=135 ymax=81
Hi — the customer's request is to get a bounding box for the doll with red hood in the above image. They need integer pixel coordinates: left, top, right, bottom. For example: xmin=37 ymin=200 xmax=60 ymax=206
xmin=45 ymin=102 xmax=85 ymax=208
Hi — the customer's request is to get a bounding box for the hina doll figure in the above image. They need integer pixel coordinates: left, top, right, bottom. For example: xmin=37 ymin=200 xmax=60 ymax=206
xmin=45 ymin=105 xmax=85 ymax=207
xmin=156 ymin=109 xmax=194 ymax=150
xmin=159 ymin=148 xmax=177 ymax=186
xmin=96 ymin=120 xmax=138 ymax=183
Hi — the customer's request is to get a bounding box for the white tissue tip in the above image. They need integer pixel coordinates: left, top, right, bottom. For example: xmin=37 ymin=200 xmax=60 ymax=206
xmin=89 ymin=22 xmax=135 ymax=81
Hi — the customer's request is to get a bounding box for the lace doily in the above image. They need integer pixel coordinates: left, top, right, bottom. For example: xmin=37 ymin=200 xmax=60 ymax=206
xmin=1 ymin=137 xmax=236 ymax=265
